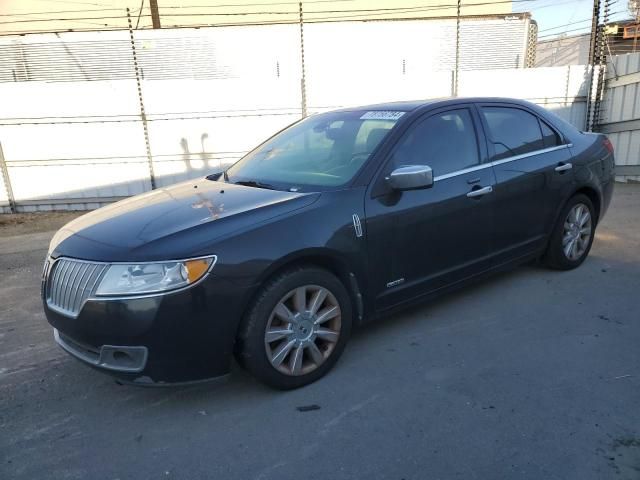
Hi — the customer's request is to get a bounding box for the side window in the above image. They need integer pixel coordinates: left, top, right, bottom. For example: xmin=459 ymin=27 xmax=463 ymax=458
xmin=481 ymin=107 xmax=545 ymax=160
xmin=540 ymin=119 xmax=562 ymax=148
xmin=390 ymin=109 xmax=480 ymax=177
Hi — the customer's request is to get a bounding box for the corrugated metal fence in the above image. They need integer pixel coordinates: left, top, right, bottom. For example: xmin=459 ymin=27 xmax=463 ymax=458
xmin=599 ymin=52 xmax=640 ymax=181
xmin=0 ymin=17 xmax=592 ymax=213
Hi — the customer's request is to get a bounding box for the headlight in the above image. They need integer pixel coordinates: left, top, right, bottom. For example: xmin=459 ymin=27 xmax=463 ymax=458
xmin=95 ymin=256 xmax=216 ymax=296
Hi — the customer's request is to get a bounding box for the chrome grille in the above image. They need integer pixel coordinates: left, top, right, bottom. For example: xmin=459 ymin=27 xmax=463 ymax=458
xmin=46 ymin=258 xmax=108 ymax=318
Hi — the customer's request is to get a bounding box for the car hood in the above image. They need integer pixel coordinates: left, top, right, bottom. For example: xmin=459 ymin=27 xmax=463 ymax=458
xmin=50 ymin=178 xmax=319 ymax=262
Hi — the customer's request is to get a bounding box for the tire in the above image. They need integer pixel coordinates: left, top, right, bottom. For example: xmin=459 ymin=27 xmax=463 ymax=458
xmin=235 ymin=266 xmax=353 ymax=389
xmin=543 ymin=194 xmax=596 ymax=270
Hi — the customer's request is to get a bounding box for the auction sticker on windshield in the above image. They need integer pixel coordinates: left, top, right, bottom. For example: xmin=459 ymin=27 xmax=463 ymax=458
xmin=360 ymin=111 xmax=405 ymax=120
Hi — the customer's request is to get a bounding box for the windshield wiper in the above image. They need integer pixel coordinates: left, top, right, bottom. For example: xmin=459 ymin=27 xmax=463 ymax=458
xmin=233 ymin=179 xmax=277 ymax=190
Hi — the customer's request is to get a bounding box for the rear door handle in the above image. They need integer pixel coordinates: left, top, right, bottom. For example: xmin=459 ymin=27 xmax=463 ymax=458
xmin=555 ymin=162 xmax=573 ymax=172
xmin=466 ymin=185 xmax=493 ymax=198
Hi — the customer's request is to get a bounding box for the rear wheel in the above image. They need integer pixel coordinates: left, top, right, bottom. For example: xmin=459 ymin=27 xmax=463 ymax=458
xmin=235 ymin=266 xmax=352 ymax=389
xmin=543 ymin=194 xmax=596 ymax=270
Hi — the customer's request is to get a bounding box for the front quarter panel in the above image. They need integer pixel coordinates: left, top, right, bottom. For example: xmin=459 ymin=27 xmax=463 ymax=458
xmin=211 ymin=187 xmax=368 ymax=311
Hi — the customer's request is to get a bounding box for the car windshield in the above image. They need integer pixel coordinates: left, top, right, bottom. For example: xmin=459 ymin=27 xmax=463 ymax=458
xmin=225 ymin=110 xmax=406 ymax=191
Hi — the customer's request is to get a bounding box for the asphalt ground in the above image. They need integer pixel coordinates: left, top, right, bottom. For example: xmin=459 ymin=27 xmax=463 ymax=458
xmin=1 ymin=184 xmax=639 ymax=480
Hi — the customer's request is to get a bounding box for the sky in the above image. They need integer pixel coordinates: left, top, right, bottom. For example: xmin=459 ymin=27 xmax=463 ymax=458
xmin=515 ymin=0 xmax=634 ymax=40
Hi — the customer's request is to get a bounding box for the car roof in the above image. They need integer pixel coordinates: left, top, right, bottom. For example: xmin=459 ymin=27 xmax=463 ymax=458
xmin=333 ymin=97 xmax=535 ymax=113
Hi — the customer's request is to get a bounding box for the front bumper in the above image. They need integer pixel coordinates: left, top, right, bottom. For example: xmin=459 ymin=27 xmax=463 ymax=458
xmin=54 ymin=329 xmax=148 ymax=373
xmin=43 ymin=273 xmax=252 ymax=385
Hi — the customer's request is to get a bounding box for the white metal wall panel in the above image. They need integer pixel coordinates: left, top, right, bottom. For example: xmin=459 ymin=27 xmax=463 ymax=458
xmin=458 ymin=18 xmax=529 ymax=70
xmin=0 ymin=26 xmax=303 ymax=208
xmin=137 ymin=25 xmax=302 ymax=188
xmin=305 ymin=20 xmax=453 ymax=111
xmin=0 ymin=21 xmax=592 ymax=212
xmin=600 ymin=52 xmax=640 ymax=181
xmin=0 ymin=79 xmax=150 ymax=210
xmin=0 ymin=30 xmax=150 ymax=210
xmin=0 ymin=166 xmax=9 ymax=213
xmin=0 ymin=31 xmax=132 ymax=82
xmin=0 ymin=29 xmax=226 ymax=82
xmin=459 ymin=65 xmax=590 ymax=128
xmin=304 ymin=17 xmax=528 ymax=112
xmin=535 ymin=35 xmax=591 ymax=68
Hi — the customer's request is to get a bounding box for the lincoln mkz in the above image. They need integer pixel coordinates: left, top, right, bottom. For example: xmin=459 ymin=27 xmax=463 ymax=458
xmin=42 ymin=98 xmax=615 ymax=388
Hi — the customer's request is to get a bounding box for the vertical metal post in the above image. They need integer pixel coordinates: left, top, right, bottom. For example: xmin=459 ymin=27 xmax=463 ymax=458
xmin=634 ymin=7 xmax=639 ymax=53
xmin=453 ymin=0 xmax=461 ymax=97
xmin=127 ymin=8 xmax=156 ymax=189
xmin=593 ymin=0 xmax=611 ymax=130
xmin=149 ymin=0 xmax=161 ymax=29
xmin=0 ymin=142 xmax=17 ymax=213
xmin=585 ymin=0 xmax=601 ymax=131
xmin=564 ymin=65 xmax=571 ymax=108
xmin=632 ymin=1 xmax=640 ymax=53
xmin=599 ymin=0 xmax=610 ymax=66
xmin=587 ymin=0 xmax=600 ymax=66
xmin=299 ymin=2 xmax=308 ymax=118
xmin=521 ymin=16 xmax=532 ymax=68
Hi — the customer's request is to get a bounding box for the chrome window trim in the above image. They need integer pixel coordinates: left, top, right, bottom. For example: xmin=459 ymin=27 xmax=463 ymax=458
xmin=488 ymin=144 xmax=571 ymax=167
xmin=433 ymin=144 xmax=571 ymax=182
xmin=434 ymin=162 xmax=494 ymax=182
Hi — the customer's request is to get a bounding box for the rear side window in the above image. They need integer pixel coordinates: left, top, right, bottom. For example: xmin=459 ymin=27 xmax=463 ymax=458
xmin=540 ymin=119 xmax=562 ymax=148
xmin=390 ymin=109 xmax=480 ymax=177
xmin=481 ymin=107 xmax=545 ymax=160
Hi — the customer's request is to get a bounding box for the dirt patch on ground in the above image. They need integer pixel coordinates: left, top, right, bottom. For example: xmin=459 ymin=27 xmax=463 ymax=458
xmin=0 ymin=212 xmax=83 ymax=236
xmin=606 ymin=437 xmax=640 ymax=478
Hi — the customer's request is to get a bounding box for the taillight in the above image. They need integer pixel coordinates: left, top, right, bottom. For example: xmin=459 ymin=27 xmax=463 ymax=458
xmin=603 ymin=137 xmax=614 ymax=155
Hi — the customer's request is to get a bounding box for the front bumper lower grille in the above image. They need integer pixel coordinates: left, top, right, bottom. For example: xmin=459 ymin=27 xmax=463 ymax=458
xmin=45 ymin=258 xmax=108 ymax=318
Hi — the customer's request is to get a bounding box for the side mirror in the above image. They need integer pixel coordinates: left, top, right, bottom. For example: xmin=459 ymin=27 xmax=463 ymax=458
xmin=386 ymin=165 xmax=433 ymax=191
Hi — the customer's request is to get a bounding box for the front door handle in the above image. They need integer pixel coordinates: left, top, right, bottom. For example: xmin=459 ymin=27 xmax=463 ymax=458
xmin=555 ymin=162 xmax=573 ymax=172
xmin=466 ymin=185 xmax=493 ymax=198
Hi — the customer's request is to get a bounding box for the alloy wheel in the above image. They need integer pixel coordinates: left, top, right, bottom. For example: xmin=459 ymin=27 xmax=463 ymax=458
xmin=562 ymin=203 xmax=592 ymax=261
xmin=264 ymin=285 xmax=341 ymax=376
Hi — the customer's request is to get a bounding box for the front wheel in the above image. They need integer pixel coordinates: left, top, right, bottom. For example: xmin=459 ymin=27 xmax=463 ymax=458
xmin=235 ymin=266 xmax=352 ymax=389
xmin=543 ymin=194 xmax=596 ymax=270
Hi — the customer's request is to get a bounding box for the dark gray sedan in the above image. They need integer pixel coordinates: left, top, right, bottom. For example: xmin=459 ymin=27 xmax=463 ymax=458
xmin=43 ymin=97 xmax=615 ymax=389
